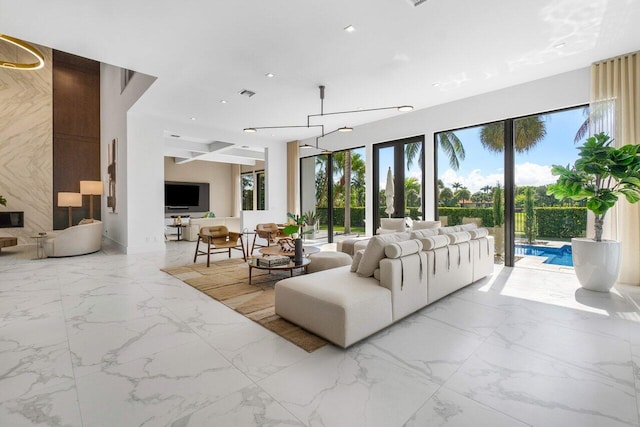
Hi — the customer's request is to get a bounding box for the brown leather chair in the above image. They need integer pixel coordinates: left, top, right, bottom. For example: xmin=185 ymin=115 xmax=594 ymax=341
xmin=250 ymin=223 xmax=281 ymax=255
xmin=194 ymin=225 xmax=245 ymax=267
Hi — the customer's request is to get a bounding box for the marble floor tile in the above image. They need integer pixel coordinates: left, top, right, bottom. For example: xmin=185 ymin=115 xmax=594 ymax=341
xmin=403 ymin=387 xmax=528 ymax=427
xmin=259 ymin=343 xmax=440 ymax=427
xmin=204 ymin=322 xmax=310 ymax=381
xmin=67 ymin=310 xmax=202 ymax=378
xmin=488 ymin=312 xmax=635 ymax=386
xmin=170 ymin=385 xmax=304 ymax=427
xmin=75 ymin=339 xmax=253 ymax=427
xmin=419 ymin=295 xmax=510 ymax=338
xmin=368 ymin=313 xmax=485 ymax=385
xmin=0 ymin=337 xmax=73 ymax=403
xmin=171 ymin=299 xmax=252 ymax=340
xmin=61 ymin=288 xmax=164 ymax=328
xmin=0 ymin=380 xmax=82 ymax=427
xmin=444 ymin=342 xmax=638 ymax=426
xmin=0 ymin=291 xmax=64 ymax=324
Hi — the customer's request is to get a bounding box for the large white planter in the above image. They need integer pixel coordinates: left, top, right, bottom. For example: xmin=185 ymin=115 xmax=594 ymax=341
xmin=571 ymin=238 xmax=621 ymax=292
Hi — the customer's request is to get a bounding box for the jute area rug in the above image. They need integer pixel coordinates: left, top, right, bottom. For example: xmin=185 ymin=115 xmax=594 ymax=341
xmin=161 ymin=258 xmax=327 ymax=352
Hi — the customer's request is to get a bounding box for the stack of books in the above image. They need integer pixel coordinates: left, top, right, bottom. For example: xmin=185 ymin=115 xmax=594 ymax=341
xmin=257 ymin=255 xmax=290 ymax=267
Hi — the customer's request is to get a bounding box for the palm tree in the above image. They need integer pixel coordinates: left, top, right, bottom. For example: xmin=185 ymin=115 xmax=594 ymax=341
xmin=438 ymin=131 xmax=466 ymax=171
xmin=480 ymin=117 xmax=547 ymax=153
xmin=452 ymin=182 xmax=463 ymax=191
xmin=405 ymin=132 xmax=466 ymax=171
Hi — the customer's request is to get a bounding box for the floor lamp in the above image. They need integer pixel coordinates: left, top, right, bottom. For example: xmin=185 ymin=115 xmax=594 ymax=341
xmin=80 ymin=180 xmax=103 ymax=219
xmin=58 ymin=192 xmax=82 ymax=228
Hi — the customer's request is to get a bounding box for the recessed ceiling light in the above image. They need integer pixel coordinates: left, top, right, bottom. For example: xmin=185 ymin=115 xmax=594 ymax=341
xmin=190 ymin=117 xmax=197 ymax=121
xmin=432 ymin=82 xmax=441 ymax=87
xmin=338 ymin=126 xmax=353 ymax=132
xmin=220 ymin=100 xmax=227 ymax=104
xmin=344 ymin=25 xmax=355 ymax=33
xmin=243 ymin=128 xmax=257 ymax=133
xmin=397 ymin=105 xmax=413 ymax=112
xmin=241 ymin=145 xmax=250 ymax=148
xmin=265 ymin=73 xmax=275 ymax=78
xmin=554 ymin=42 xmax=566 ymax=49
xmin=170 ymin=134 xmax=181 ymax=138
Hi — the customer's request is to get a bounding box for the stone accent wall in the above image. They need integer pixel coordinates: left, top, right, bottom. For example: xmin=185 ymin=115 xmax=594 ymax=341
xmin=0 ymin=43 xmax=53 ymax=243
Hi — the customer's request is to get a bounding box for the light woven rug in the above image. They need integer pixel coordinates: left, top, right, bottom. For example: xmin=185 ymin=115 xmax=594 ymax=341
xmin=161 ymin=258 xmax=327 ymax=352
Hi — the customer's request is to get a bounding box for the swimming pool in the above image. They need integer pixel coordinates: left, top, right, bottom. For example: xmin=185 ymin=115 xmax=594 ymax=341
xmin=514 ymin=244 xmax=573 ymax=266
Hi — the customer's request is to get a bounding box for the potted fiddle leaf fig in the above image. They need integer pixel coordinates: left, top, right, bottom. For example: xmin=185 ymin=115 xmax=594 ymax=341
xmin=547 ymin=132 xmax=640 ymax=292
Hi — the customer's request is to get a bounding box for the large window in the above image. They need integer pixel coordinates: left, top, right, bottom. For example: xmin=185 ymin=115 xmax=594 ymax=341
xmin=373 ymin=136 xmax=425 ymax=230
xmin=300 ymin=147 xmax=365 ymax=243
xmin=241 ymin=170 xmax=265 ymax=210
xmin=435 ymin=105 xmax=588 ymax=267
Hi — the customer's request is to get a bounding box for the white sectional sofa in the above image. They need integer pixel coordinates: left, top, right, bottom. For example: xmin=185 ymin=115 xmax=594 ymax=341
xmin=275 ymin=225 xmax=494 ymax=348
xmin=182 ymin=217 xmax=241 ymax=241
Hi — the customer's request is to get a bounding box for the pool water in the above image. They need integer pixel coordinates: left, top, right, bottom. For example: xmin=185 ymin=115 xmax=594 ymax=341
xmin=514 ymin=244 xmax=573 ymax=267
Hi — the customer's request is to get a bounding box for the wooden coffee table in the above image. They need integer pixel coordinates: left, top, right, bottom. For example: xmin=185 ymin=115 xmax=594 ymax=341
xmin=247 ymin=257 xmax=310 ymax=284
xmin=259 ymin=245 xmax=320 ymax=257
xmin=0 ymin=237 xmax=17 ymax=253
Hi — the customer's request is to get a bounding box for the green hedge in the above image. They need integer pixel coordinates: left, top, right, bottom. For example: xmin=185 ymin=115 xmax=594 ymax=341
xmin=535 ymin=207 xmax=587 ymax=238
xmin=317 ymin=207 xmax=365 ymax=228
xmin=437 ymin=208 xmax=495 ymax=227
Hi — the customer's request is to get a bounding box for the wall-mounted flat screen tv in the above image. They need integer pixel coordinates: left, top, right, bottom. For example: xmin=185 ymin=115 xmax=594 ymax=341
xmin=164 ymin=181 xmax=210 ymax=213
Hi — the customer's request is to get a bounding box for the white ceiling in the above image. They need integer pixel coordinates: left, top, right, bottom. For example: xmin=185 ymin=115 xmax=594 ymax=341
xmin=2 ymin=0 xmax=639 ymax=156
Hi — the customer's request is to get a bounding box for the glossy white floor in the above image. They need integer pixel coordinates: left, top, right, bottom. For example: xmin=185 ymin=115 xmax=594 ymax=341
xmin=1 ymin=240 xmax=640 ymax=426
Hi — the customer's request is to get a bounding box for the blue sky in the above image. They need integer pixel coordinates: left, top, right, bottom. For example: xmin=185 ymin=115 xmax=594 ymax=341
xmin=437 ymin=106 xmax=587 ymax=193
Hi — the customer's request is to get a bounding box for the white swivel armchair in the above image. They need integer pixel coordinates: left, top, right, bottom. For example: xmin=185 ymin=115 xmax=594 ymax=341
xmin=43 ymin=221 xmax=103 ymax=257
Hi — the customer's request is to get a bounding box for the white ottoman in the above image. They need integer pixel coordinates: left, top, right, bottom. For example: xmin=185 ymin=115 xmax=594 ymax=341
xmin=307 ymin=251 xmax=352 ymax=274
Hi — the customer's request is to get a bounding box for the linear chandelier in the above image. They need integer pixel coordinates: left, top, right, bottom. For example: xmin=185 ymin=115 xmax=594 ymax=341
xmin=243 ymin=85 xmax=413 ymax=151
xmin=0 ymin=34 xmax=45 ymax=71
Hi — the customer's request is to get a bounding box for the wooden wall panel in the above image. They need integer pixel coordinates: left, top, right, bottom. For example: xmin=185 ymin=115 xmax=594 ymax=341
xmin=52 ymin=50 xmax=100 ymax=230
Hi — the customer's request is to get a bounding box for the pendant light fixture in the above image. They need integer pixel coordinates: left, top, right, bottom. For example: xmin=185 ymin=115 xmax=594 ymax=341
xmin=0 ymin=34 xmax=45 ymax=71
xmin=244 ymin=86 xmax=412 ymax=151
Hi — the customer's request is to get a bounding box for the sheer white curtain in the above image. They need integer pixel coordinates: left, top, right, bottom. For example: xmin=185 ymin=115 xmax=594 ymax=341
xmin=230 ymin=164 xmax=241 ymax=217
xmin=591 ymin=52 xmax=640 ymax=285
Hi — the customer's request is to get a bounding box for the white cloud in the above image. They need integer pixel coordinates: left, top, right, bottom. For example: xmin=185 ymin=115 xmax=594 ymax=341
xmin=515 ymin=162 xmax=555 ymax=187
xmin=440 ymin=162 xmax=555 ymax=192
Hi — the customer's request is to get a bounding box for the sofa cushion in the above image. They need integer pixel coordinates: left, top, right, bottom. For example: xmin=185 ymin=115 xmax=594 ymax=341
xmin=351 ymin=249 xmax=364 ymax=272
xmin=420 ymin=234 xmax=449 ymax=250
xmin=447 ymin=231 xmax=472 ymax=244
xmin=438 ymin=226 xmax=457 ymax=235
xmin=469 ymin=227 xmax=489 ymax=239
xmin=380 ymin=218 xmax=406 ymax=232
xmin=412 ymin=220 xmax=441 ymax=230
xmin=410 ymin=229 xmax=438 ymax=239
xmin=78 ymin=218 xmax=94 ymax=225
xmin=307 ymin=251 xmax=352 ymax=274
xmin=356 ymin=232 xmax=410 ymax=277
xmin=384 ymin=239 xmax=423 ymax=259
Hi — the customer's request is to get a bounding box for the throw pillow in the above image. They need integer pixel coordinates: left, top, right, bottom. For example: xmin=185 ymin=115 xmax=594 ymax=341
xmin=351 ymin=249 xmax=364 ymax=272
xmin=356 ymin=233 xmax=410 ymax=277
xmin=78 ymin=218 xmax=94 ymax=225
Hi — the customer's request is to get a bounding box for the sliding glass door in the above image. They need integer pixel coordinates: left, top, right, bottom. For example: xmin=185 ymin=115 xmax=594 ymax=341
xmin=373 ymin=136 xmax=425 ymax=231
xmin=434 ymin=105 xmax=588 ymax=268
xmin=300 ymin=147 xmax=365 ymax=243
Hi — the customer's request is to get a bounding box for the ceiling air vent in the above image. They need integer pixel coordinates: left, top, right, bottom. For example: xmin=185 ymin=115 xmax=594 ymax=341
xmin=239 ymin=89 xmax=256 ymax=98
xmin=407 ymin=0 xmax=428 ymax=6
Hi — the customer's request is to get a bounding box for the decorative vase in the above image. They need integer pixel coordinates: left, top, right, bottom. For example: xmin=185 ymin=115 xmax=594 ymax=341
xmin=294 ymin=238 xmax=303 ymax=264
xmin=571 ymin=238 xmax=621 ymax=292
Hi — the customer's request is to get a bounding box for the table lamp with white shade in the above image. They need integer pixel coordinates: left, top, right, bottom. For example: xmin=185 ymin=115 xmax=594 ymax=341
xmin=80 ymin=180 xmax=103 ymax=219
xmin=58 ymin=192 xmax=82 ymax=227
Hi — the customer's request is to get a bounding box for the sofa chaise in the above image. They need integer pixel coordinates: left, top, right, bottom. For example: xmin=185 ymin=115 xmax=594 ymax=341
xmin=275 ymin=225 xmax=493 ymax=347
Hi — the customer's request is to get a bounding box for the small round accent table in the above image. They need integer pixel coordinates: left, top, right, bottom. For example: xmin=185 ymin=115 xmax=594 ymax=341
xmin=247 ymin=257 xmax=310 ymax=284
xmin=31 ymin=233 xmax=47 ymax=259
